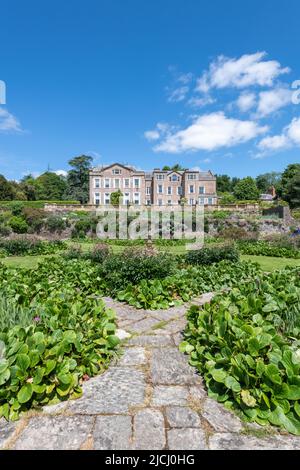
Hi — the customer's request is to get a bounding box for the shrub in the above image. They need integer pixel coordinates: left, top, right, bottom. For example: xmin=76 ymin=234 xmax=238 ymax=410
xmin=182 ymin=267 xmax=300 ymax=435
xmin=63 ymin=244 xmax=83 ymax=260
xmin=237 ymin=240 xmax=300 ymax=259
xmin=9 ymin=216 xmax=29 ymax=234
xmin=88 ymin=243 xmax=111 ymax=263
xmin=185 ymin=245 xmax=239 ymax=266
xmin=0 ymin=236 xmax=66 ymax=256
xmin=22 ymin=207 xmax=45 ymax=233
xmin=45 ymin=215 xmax=67 ymax=233
xmin=10 ymin=202 xmax=24 ymax=216
xmin=100 ymin=248 xmax=177 ymax=293
xmin=0 ymin=224 xmax=11 ymax=236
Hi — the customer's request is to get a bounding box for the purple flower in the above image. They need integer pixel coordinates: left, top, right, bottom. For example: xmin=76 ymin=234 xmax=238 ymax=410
xmin=33 ymin=316 xmax=41 ymax=322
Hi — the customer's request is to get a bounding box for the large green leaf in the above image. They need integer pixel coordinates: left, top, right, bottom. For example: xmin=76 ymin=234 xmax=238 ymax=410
xmin=17 ymin=383 xmax=33 ymax=404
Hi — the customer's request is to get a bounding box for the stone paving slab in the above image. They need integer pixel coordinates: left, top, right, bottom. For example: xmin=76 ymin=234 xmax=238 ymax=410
xmin=127 ymin=317 xmax=161 ymax=334
xmin=209 ymin=432 xmax=300 ymax=450
xmin=94 ymin=415 xmax=132 ymax=450
xmin=151 ymin=347 xmax=199 ymax=385
xmin=14 ymin=416 xmax=94 ymax=450
xmin=133 ymin=409 xmax=166 ymax=450
xmin=202 ymin=398 xmax=243 ymax=433
xmin=0 ymin=418 xmax=18 ymax=449
xmin=152 ymin=386 xmax=189 ymax=406
xmin=128 ymin=334 xmax=173 ymax=347
xmin=166 ymin=407 xmax=201 ymax=428
xmin=118 ymin=347 xmax=147 ymax=366
xmin=168 ymin=428 xmax=207 ymax=450
xmin=69 ymin=367 xmax=146 ymax=414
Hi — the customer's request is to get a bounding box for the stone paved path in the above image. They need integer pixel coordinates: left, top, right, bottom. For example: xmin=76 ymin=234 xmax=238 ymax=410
xmin=1 ymin=294 xmax=300 ymax=450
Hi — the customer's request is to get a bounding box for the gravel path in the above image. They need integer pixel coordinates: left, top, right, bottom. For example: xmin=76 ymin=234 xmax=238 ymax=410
xmin=1 ymin=294 xmax=300 ymax=450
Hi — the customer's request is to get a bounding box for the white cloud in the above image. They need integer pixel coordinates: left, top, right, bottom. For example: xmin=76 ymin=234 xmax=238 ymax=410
xmin=187 ymin=96 xmax=216 ymax=108
xmin=256 ymin=87 xmax=293 ymax=117
xmin=153 ymin=112 xmax=268 ymax=153
xmin=144 ymin=130 xmax=160 ymax=141
xmin=0 ymin=108 xmax=22 ymax=132
xmin=177 ymin=72 xmax=193 ymax=84
xmin=167 ymin=86 xmax=189 ymax=103
xmin=257 ymin=117 xmax=300 ymax=153
xmin=202 ymin=158 xmax=211 ymax=163
xmin=236 ymin=92 xmax=256 ymax=112
xmin=196 ymin=52 xmax=290 ymax=92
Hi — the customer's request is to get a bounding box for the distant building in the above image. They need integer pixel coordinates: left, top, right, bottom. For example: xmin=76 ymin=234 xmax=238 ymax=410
xmin=89 ymin=163 xmax=217 ymax=206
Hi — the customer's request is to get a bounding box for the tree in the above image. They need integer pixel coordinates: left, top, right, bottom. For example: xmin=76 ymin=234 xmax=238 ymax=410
xmin=216 ymin=174 xmax=232 ymax=193
xmin=35 ymin=172 xmax=67 ymax=200
xmin=162 ymin=163 xmax=186 ymax=171
xmin=110 ymin=190 xmax=123 ymax=206
xmin=282 ymin=164 xmax=300 ymax=208
xmin=0 ymin=175 xmax=15 ymax=200
xmin=65 ymin=155 xmax=93 ymax=203
xmin=256 ymin=172 xmax=282 ymax=193
xmin=230 ymin=177 xmax=240 ymax=191
xmin=19 ymin=175 xmax=37 ymax=200
xmin=233 ymin=177 xmax=260 ymax=201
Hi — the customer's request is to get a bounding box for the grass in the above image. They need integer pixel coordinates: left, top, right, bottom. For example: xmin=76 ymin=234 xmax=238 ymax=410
xmin=241 ymin=255 xmax=300 ymax=272
xmin=1 ymin=242 xmax=299 ymax=273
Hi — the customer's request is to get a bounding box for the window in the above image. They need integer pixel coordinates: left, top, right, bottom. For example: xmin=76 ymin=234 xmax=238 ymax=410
xmin=134 ymin=178 xmax=140 ymax=188
xmin=112 ymin=168 xmax=121 ymax=175
xmin=199 ymin=197 xmax=205 ymax=205
xmin=158 ymin=199 xmax=163 ymax=206
xmin=189 ymin=198 xmax=195 ymax=205
xmin=167 ymin=186 xmax=172 ymax=195
xmin=167 ymin=200 xmax=172 ymax=205
xmin=157 ymin=184 xmax=163 ymax=194
xmin=114 ymin=178 xmax=120 ymax=189
xmin=124 ymin=178 xmax=130 ymax=188
xmin=123 ymin=192 xmax=130 ymax=205
xmin=208 ymin=197 xmax=213 ymax=205
xmin=171 ymin=174 xmax=179 ymax=181
xmin=189 ymin=185 xmax=194 ymax=194
xmin=134 ymin=192 xmax=140 ymax=205
xmin=156 ymin=174 xmax=165 ymax=180
xmin=105 ymin=178 xmax=110 ymax=188
xmin=94 ymin=193 xmax=100 ymax=205
xmin=187 ymin=174 xmax=197 ymax=180
xmin=177 ymin=187 xmax=182 ymax=195
xmin=105 ymin=193 xmax=110 ymax=205
xmin=199 ymin=186 xmax=205 ymax=194
xmin=146 ymin=199 xmax=151 ymax=206
xmin=94 ymin=178 xmax=100 ymax=189
xmin=146 ymin=186 xmax=151 ymax=195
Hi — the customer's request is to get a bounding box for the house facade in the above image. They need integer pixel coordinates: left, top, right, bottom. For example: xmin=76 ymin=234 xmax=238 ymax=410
xmin=89 ymin=163 xmax=217 ymax=206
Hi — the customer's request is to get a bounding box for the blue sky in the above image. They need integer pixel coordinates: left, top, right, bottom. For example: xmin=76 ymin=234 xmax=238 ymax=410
xmin=0 ymin=0 xmax=300 ymax=180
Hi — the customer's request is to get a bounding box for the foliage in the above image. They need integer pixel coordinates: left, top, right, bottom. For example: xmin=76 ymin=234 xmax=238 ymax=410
xmin=237 ymin=240 xmax=300 ymax=259
xmin=64 ymin=155 xmax=93 ymax=203
xmin=0 ymin=236 xmax=66 ymax=256
xmin=185 ymin=245 xmax=239 ymax=266
xmin=34 ymin=172 xmax=67 ymax=200
xmin=0 ymin=175 xmax=15 ymax=201
xmin=0 ymin=293 xmax=119 ymax=420
xmin=182 ymin=267 xmax=300 ymax=434
xmin=218 ymin=192 xmax=236 ymax=204
xmin=117 ymin=261 xmax=261 ymax=309
xmin=9 ymin=216 xmax=29 ymax=234
xmin=233 ymin=177 xmax=260 ymax=201
xmin=256 ymin=172 xmax=282 ymax=193
xmin=45 ymin=215 xmax=67 ymax=233
xmin=219 ymin=226 xmax=258 ymax=241
xmin=282 ymin=171 xmax=300 ymax=209
xmin=110 ymin=190 xmax=123 ymax=206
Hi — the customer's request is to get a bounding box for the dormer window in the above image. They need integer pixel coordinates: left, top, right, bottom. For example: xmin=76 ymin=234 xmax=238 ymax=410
xmin=187 ymin=174 xmax=197 ymax=180
xmin=112 ymin=168 xmax=121 ymax=175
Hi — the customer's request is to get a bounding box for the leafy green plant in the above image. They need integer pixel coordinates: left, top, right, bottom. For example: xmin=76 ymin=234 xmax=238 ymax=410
xmin=0 ymin=294 xmax=119 ymax=420
xmin=185 ymin=245 xmax=239 ymax=266
xmin=9 ymin=216 xmax=29 ymax=234
xmin=237 ymin=240 xmax=300 ymax=259
xmin=182 ymin=266 xmax=300 ymax=435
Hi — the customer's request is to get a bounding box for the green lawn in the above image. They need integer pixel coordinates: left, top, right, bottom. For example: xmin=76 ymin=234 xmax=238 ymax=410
xmin=241 ymin=255 xmax=300 ymax=272
xmin=1 ymin=246 xmax=299 ymax=272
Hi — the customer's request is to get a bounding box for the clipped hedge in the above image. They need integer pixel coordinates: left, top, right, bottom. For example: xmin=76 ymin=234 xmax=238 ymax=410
xmin=182 ymin=267 xmax=300 ymax=435
xmin=0 ymin=237 xmax=67 ymax=256
xmin=237 ymin=240 xmax=300 ymax=259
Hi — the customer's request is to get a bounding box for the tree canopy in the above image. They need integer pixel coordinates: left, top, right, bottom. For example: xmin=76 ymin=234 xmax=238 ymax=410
xmin=233 ymin=177 xmax=260 ymax=201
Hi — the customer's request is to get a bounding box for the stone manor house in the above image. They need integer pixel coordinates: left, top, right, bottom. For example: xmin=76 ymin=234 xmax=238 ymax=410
xmin=89 ymin=163 xmax=217 ymax=206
